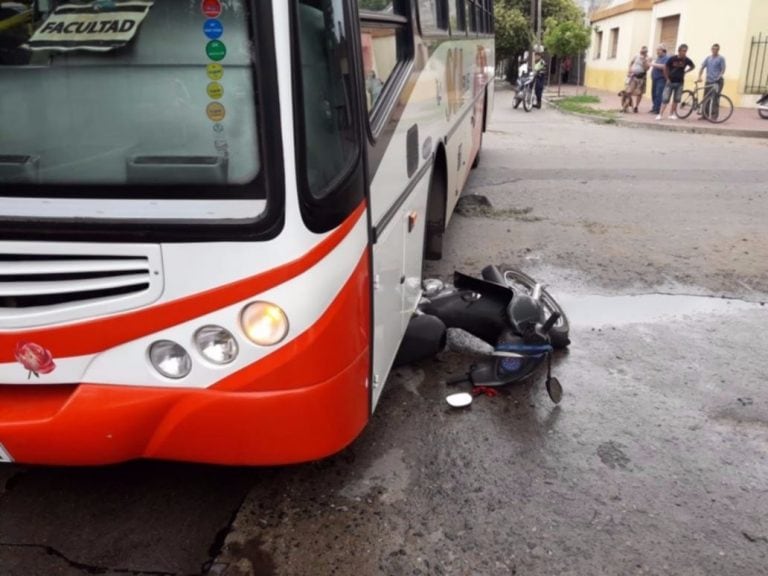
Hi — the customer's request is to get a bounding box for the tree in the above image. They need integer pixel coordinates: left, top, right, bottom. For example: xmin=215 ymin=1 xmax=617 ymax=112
xmin=499 ymin=0 xmax=583 ymax=29
xmin=495 ymin=0 xmax=585 ymax=81
xmin=541 ymin=0 xmax=583 ymax=26
xmin=495 ymin=3 xmax=532 ymax=61
xmin=542 ymin=17 xmax=592 ymax=94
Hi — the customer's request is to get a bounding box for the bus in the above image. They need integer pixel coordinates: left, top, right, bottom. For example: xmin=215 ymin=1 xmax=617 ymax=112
xmin=0 ymin=0 xmax=495 ymax=465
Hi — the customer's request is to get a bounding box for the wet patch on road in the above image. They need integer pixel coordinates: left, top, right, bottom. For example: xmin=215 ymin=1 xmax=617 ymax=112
xmin=558 ymin=292 xmax=762 ymax=328
xmin=596 ymin=441 xmax=631 ymax=470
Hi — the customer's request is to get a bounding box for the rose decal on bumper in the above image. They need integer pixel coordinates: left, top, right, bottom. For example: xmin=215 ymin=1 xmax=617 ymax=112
xmin=14 ymin=341 xmax=56 ymax=379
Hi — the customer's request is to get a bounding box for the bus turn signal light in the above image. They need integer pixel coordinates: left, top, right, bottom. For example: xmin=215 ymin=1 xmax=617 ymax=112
xmin=240 ymin=302 xmax=288 ymax=346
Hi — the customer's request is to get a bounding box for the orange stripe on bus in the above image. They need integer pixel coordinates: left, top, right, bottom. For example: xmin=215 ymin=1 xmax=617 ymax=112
xmin=0 ymin=203 xmax=367 ymax=363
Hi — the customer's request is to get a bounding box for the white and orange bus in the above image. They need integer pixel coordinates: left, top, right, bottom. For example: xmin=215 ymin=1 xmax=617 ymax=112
xmin=0 ymin=0 xmax=494 ymax=465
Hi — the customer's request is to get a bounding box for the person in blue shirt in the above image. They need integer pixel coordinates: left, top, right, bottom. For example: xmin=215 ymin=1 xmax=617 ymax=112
xmin=698 ymin=43 xmax=726 ymax=119
xmin=649 ymin=44 xmax=669 ymax=114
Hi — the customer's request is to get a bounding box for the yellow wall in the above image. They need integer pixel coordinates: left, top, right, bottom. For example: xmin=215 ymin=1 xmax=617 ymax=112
xmin=587 ymin=8 xmax=652 ymax=92
xmin=584 ymin=67 xmax=629 ymax=92
xmin=586 ymin=0 xmax=768 ymax=106
xmin=649 ymin=0 xmax=753 ymax=105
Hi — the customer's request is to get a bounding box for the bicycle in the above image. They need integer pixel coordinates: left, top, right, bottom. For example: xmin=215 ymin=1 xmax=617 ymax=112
xmin=676 ymin=80 xmax=734 ymax=123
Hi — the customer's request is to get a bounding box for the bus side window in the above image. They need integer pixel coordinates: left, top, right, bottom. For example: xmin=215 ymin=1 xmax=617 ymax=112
xmin=361 ymin=26 xmax=402 ymax=112
xmin=359 ymin=1 xmax=412 ymax=116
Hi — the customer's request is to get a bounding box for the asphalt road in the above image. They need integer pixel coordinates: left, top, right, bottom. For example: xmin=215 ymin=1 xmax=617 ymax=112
xmin=1 ymin=87 xmax=767 ymax=576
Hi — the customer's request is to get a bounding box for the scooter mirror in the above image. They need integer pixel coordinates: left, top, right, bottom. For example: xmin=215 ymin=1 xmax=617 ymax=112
xmin=546 ymin=377 xmax=563 ymax=404
xmin=446 ymin=393 xmax=473 ymax=408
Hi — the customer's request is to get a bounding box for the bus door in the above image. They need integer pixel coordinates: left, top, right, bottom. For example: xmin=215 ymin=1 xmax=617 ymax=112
xmin=357 ymin=1 xmax=430 ymax=409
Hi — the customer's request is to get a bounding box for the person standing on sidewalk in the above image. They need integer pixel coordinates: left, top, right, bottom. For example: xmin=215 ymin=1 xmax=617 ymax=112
xmin=658 ymin=44 xmax=695 ymax=120
xmin=649 ymin=44 xmax=669 ymax=115
xmin=627 ymin=46 xmax=650 ymax=113
xmin=533 ymin=51 xmax=546 ymax=109
xmin=561 ymin=56 xmax=572 ymax=84
xmin=698 ymin=43 xmax=726 ymax=120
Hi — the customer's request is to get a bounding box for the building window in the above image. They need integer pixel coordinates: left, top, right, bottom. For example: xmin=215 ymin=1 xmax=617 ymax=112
xmin=454 ymin=0 xmax=466 ymax=31
xmin=594 ymin=30 xmax=603 ymax=59
xmin=419 ymin=0 xmax=449 ymax=34
xmin=451 ymin=0 xmax=467 ymax=32
xmin=658 ymin=15 xmax=680 ymax=52
xmin=608 ymin=27 xmax=619 ymax=59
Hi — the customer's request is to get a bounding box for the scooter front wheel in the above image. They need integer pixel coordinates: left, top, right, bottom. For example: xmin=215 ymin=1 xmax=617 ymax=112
xmin=523 ymin=87 xmax=533 ymax=112
xmin=502 ymin=269 xmax=571 ymax=349
xmin=759 ymin=108 xmax=768 ymax=119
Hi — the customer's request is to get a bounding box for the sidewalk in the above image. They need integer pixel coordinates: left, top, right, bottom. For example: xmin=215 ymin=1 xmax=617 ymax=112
xmin=544 ymin=84 xmax=768 ymax=138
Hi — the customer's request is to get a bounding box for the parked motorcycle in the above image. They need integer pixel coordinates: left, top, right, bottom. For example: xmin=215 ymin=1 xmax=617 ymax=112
xmin=395 ymin=266 xmax=571 ymax=404
xmin=513 ymin=70 xmax=537 ymax=112
xmin=757 ymin=93 xmax=768 ymax=119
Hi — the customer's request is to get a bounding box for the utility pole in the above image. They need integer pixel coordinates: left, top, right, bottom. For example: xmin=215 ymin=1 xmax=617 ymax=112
xmin=537 ymin=0 xmax=542 ymax=47
xmin=529 ymin=0 xmax=536 ymax=68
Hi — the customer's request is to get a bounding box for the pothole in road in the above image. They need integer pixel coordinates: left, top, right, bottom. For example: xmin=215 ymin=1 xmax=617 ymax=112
xmin=557 ymin=293 xmax=765 ymax=328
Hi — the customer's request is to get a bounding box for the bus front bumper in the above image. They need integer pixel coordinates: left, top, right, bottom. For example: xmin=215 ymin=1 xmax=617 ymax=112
xmin=0 ymin=350 xmax=369 ymax=466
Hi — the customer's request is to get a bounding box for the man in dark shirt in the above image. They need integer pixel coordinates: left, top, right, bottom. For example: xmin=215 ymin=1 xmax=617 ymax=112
xmin=658 ymin=44 xmax=695 ymax=120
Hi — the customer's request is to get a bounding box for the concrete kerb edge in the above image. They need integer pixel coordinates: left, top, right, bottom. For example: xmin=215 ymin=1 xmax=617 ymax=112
xmin=544 ymin=95 xmax=768 ymax=139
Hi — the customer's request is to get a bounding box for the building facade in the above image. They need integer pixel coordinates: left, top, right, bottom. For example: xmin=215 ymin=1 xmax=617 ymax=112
xmin=585 ymin=0 xmax=768 ymax=106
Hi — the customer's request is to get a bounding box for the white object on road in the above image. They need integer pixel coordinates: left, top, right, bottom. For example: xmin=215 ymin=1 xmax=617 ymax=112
xmin=446 ymin=393 xmax=473 ymax=408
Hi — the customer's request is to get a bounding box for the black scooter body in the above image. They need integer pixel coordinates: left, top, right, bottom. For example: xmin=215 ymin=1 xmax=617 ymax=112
xmin=419 ymin=272 xmax=512 ymax=345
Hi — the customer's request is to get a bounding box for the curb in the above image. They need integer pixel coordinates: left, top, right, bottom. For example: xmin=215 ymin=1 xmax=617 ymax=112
xmin=545 ymin=96 xmax=768 ymax=139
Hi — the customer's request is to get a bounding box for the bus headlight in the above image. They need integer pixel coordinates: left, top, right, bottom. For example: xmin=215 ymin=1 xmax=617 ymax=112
xmin=240 ymin=301 xmax=289 ymax=346
xmin=194 ymin=325 xmax=238 ymax=365
xmin=149 ymin=340 xmax=192 ymax=379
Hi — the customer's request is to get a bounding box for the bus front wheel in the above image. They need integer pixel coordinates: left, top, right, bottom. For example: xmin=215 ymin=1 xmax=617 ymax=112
xmin=424 ymin=158 xmax=447 ymax=262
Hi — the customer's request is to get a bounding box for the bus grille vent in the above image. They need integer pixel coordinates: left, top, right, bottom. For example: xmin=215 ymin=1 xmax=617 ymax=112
xmin=0 ymin=245 xmax=164 ymax=329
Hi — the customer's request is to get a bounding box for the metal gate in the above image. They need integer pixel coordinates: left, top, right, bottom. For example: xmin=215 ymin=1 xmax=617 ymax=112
xmin=745 ymin=33 xmax=768 ymax=94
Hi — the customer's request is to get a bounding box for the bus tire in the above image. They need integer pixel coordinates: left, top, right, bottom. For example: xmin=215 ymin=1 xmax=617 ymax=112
xmin=471 ymin=131 xmax=482 ymax=169
xmin=424 ymin=155 xmax=447 ymax=261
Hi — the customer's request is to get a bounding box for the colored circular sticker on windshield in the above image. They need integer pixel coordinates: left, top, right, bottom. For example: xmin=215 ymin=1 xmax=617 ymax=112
xmin=206 ymin=102 xmax=226 ymax=122
xmin=207 ymin=81 xmax=224 ymax=99
xmin=206 ymin=63 xmax=224 ymax=81
xmin=203 ymin=19 xmax=223 ymax=40
xmin=201 ymin=0 xmax=221 ymax=18
xmin=206 ymin=40 xmax=226 ymax=61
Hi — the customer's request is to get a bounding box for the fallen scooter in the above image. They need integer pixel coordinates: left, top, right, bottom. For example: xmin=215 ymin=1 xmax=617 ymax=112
xmin=395 ymin=266 xmax=570 ymax=405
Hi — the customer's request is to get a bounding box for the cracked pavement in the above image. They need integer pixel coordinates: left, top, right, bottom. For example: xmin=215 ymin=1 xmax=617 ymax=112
xmin=1 ymin=88 xmax=768 ymax=575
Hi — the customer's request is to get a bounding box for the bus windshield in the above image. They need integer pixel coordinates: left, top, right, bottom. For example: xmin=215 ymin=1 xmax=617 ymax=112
xmin=0 ymin=0 xmax=264 ymax=220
